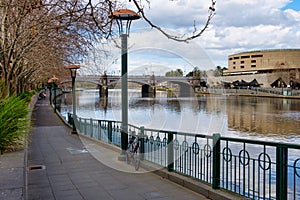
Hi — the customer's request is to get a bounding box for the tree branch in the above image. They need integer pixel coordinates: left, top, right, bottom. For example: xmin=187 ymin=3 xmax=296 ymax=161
xmin=131 ymin=0 xmax=216 ymax=42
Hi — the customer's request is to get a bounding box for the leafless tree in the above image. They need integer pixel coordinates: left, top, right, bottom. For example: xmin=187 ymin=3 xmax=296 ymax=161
xmin=0 ymin=0 xmax=115 ymax=96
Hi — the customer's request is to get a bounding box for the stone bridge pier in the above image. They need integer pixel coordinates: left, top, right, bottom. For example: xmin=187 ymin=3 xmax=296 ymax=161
xmin=141 ymin=74 xmax=156 ymax=98
xmin=141 ymin=84 xmax=156 ymax=97
xmin=167 ymin=82 xmax=195 ymax=98
xmin=179 ymin=83 xmax=194 ymax=97
xmin=99 ymin=73 xmax=108 ymax=98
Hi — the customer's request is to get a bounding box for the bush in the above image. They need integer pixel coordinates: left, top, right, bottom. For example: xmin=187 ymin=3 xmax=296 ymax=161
xmin=17 ymin=90 xmax=37 ymax=103
xmin=0 ymin=96 xmax=30 ymax=154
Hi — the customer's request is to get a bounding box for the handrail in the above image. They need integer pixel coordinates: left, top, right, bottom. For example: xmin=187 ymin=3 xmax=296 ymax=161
xmin=67 ymin=113 xmax=300 ymax=200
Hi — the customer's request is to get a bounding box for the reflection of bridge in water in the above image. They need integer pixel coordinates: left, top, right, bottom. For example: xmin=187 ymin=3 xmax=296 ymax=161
xmin=61 ymin=75 xmax=206 ymax=98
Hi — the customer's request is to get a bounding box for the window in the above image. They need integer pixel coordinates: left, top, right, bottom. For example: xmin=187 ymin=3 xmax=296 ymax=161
xmin=234 ymin=56 xmax=240 ymax=60
xmin=251 ymin=65 xmax=256 ymax=68
xmin=229 ymin=58 xmax=233 ymax=60
xmin=251 ymin=55 xmax=263 ymax=58
xmin=241 ymin=55 xmax=250 ymax=59
xmin=233 ymin=66 xmax=236 ymax=69
xmin=233 ymin=61 xmax=236 ymax=64
xmin=251 ymin=60 xmax=256 ymax=63
xmin=241 ymin=61 xmax=245 ymax=64
xmin=241 ymin=66 xmax=244 ymax=68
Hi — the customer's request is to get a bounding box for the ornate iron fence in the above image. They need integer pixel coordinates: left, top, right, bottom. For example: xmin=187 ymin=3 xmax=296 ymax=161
xmin=67 ymin=113 xmax=300 ymax=200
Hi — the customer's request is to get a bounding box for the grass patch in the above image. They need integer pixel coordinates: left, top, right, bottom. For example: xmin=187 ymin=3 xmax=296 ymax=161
xmin=0 ymin=96 xmax=30 ymax=154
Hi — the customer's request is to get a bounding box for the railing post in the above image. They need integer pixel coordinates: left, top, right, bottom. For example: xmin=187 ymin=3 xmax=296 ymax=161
xmin=98 ymin=120 xmax=102 ymax=140
xmin=276 ymin=144 xmax=288 ymax=200
xmin=167 ymin=132 xmax=174 ymax=172
xmin=139 ymin=126 xmax=145 ymax=160
xmin=84 ymin=119 xmax=87 ymax=134
xmin=90 ymin=118 xmax=93 ymax=137
xmin=212 ymin=133 xmax=221 ymax=189
xmin=108 ymin=121 xmax=112 ymax=144
xmin=67 ymin=113 xmax=71 ymax=124
xmin=70 ymin=113 xmax=74 ymax=127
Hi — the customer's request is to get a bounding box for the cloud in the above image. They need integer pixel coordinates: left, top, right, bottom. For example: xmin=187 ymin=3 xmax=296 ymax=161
xmin=83 ymin=0 xmax=300 ymax=73
xmin=194 ymin=0 xmax=300 ymax=66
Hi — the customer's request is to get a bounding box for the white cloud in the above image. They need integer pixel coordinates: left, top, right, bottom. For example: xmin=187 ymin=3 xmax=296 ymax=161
xmin=194 ymin=0 xmax=300 ymax=66
xmin=84 ymin=0 xmax=300 ymax=73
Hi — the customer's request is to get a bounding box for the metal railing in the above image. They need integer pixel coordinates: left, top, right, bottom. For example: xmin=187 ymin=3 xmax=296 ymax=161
xmin=67 ymin=113 xmax=300 ymax=200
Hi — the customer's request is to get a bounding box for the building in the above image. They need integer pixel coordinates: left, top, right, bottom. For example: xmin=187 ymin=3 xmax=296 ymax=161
xmin=222 ymin=49 xmax=300 ymax=88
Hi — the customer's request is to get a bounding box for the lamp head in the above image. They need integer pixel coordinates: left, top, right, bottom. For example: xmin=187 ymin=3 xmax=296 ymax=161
xmin=65 ymin=65 xmax=80 ymax=78
xmin=109 ymin=9 xmax=140 ymax=35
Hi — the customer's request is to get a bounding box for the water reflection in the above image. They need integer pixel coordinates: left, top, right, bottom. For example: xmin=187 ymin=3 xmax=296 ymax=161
xmin=225 ymin=96 xmax=300 ymax=137
xmin=59 ymin=89 xmax=300 ymax=142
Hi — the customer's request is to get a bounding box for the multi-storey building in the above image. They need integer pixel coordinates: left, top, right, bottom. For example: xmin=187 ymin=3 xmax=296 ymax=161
xmin=222 ymin=49 xmax=300 ymax=87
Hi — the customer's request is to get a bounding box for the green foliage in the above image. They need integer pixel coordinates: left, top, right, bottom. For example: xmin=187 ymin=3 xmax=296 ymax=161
xmin=0 ymin=96 xmax=30 ymax=154
xmin=186 ymin=67 xmax=207 ymax=77
xmin=165 ymin=68 xmax=183 ymax=77
xmin=17 ymin=90 xmax=37 ymax=103
xmin=214 ymin=66 xmax=227 ymax=77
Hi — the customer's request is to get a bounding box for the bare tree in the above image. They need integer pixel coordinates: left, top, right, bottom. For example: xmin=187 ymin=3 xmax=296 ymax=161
xmin=0 ymin=0 xmax=115 ymax=96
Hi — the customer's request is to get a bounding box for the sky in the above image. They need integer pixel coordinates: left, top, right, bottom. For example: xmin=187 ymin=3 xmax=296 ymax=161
xmin=82 ymin=0 xmax=300 ymax=75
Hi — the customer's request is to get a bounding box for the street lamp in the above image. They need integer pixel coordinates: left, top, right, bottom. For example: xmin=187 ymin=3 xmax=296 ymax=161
xmin=47 ymin=76 xmax=59 ymax=107
xmin=109 ymin=9 xmax=140 ymax=158
xmin=65 ymin=65 xmax=80 ymax=134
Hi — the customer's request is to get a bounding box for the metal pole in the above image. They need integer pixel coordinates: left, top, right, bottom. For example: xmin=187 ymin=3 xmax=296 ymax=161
xmin=72 ymin=76 xmax=77 ymax=134
xmin=276 ymin=144 xmax=288 ymax=200
xmin=53 ymin=82 xmax=56 ymax=112
xmin=212 ymin=133 xmax=221 ymax=189
xmin=120 ymin=33 xmax=128 ymax=157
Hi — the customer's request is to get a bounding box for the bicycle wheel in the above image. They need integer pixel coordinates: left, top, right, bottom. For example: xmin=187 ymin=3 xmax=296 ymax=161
xmin=126 ymin=150 xmax=131 ymax=164
xmin=134 ymin=152 xmax=140 ymax=171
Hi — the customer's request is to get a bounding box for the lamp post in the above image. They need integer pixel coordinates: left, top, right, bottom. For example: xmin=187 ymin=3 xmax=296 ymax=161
xmin=109 ymin=9 xmax=140 ymax=158
xmin=48 ymin=78 xmax=53 ymax=105
xmin=65 ymin=65 xmax=80 ymax=134
xmin=47 ymin=77 xmax=58 ymax=107
xmin=52 ymin=77 xmax=59 ymax=112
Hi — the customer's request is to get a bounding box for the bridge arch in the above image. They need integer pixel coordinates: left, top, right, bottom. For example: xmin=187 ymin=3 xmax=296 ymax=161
xmin=165 ymin=80 xmax=195 ymax=97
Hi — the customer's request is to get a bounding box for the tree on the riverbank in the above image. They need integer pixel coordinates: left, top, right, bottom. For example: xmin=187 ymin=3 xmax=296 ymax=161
xmin=0 ymin=0 xmax=115 ymax=96
xmin=186 ymin=67 xmax=207 ymax=77
xmin=214 ymin=66 xmax=227 ymax=76
xmin=165 ymin=69 xmax=183 ymax=77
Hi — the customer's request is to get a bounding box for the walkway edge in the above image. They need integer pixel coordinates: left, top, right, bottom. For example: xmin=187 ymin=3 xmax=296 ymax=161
xmin=24 ymin=94 xmax=38 ymax=200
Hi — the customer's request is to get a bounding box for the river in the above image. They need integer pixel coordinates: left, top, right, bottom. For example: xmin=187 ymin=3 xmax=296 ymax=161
xmin=59 ymin=89 xmax=300 ymax=144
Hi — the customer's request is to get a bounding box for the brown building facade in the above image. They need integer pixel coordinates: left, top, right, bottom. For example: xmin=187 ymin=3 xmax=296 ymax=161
xmin=224 ymin=49 xmax=300 ymax=81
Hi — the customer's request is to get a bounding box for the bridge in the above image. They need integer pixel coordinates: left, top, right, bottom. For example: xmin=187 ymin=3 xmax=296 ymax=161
xmin=61 ymin=75 xmax=206 ymax=98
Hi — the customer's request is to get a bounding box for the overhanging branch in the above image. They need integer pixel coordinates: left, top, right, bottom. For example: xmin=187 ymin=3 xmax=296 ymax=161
xmin=131 ymin=0 xmax=216 ymax=43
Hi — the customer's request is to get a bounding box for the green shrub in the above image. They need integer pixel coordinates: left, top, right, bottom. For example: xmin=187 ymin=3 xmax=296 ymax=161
xmin=0 ymin=96 xmax=30 ymax=154
xmin=17 ymin=90 xmax=37 ymax=103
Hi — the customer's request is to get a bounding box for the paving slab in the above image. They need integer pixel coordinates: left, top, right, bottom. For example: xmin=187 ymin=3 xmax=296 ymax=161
xmin=0 ymin=150 xmax=24 ymax=200
xmin=26 ymin=99 xmax=210 ymax=200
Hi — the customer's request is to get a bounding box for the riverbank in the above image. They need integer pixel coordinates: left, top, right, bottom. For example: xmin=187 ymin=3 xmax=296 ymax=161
xmin=196 ymin=88 xmax=300 ymax=99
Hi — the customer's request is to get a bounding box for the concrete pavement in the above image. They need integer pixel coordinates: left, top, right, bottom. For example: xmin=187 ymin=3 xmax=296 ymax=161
xmin=26 ymin=98 xmax=211 ymax=200
xmin=0 ymin=150 xmax=25 ymax=200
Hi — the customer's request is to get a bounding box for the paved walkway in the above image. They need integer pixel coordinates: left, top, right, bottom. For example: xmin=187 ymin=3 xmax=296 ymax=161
xmin=26 ymin=98 xmax=210 ymax=200
xmin=0 ymin=150 xmax=24 ymax=200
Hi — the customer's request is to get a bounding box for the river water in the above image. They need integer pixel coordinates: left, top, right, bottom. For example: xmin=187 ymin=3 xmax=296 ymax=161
xmin=59 ymin=89 xmax=300 ymax=144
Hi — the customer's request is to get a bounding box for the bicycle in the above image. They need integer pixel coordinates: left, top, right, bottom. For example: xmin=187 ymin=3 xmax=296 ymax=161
xmin=126 ymin=135 xmax=141 ymax=171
